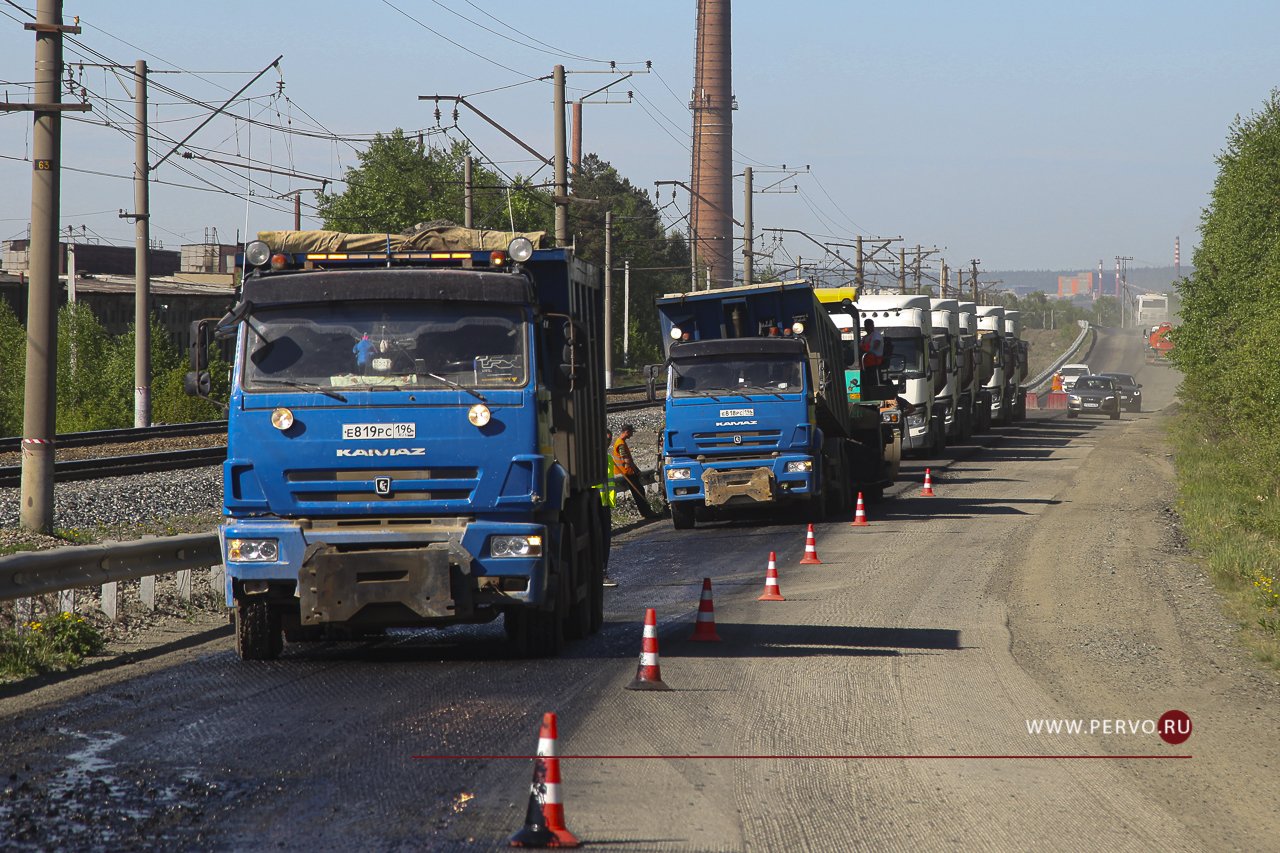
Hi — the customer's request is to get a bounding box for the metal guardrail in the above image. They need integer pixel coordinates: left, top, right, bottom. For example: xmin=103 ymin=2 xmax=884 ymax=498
xmin=0 ymin=446 xmax=228 ymax=488
xmin=0 ymin=533 xmax=221 ymax=603
xmin=1026 ymin=321 xmax=1094 ymax=393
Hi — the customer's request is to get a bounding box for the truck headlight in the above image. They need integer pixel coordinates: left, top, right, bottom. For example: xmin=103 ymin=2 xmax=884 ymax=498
xmin=784 ymin=460 xmax=813 ymax=473
xmin=666 ymin=468 xmax=692 ymax=480
xmin=1068 ymin=394 xmax=1081 ymax=403
xmin=468 ymin=403 xmax=491 ymax=427
xmin=881 ymin=409 xmax=901 ymax=424
xmin=228 ymin=539 xmax=279 ymax=562
xmin=907 ymin=413 xmax=926 ymax=428
xmin=490 ymin=535 xmax=543 ymax=558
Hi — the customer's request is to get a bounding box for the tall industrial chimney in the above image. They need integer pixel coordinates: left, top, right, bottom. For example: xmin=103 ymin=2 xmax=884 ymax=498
xmin=691 ymin=0 xmax=734 ymax=288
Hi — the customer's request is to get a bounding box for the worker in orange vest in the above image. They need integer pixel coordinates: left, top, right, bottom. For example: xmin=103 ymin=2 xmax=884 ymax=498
xmin=1051 ymin=373 xmax=1063 ymax=392
xmin=611 ymin=424 xmax=657 ymax=519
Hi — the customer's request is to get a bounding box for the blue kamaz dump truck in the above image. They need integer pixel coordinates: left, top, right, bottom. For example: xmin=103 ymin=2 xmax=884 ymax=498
xmin=654 ymin=280 xmax=891 ymax=529
xmin=187 ymin=229 xmax=608 ymax=660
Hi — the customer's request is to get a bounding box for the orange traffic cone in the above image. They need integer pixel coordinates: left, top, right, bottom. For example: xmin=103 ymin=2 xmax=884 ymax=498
xmin=921 ymin=468 xmax=936 ymax=497
xmin=799 ymin=523 xmax=822 ymax=565
xmin=626 ymin=608 xmax=671 ymax=691
xmin=851 ymin=492 xmax=869 ymax=527
xmin=690 ymin=578 xmax=722 ymax=642
xmin=508 ymin=712 xmax=580 ymax=848
xmin=758 ymin=552 xmax=785 ymax=601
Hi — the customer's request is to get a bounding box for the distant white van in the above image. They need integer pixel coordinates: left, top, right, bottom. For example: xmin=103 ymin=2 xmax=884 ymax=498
xmin=1058 ymin=363 xmax=1091 ymax=390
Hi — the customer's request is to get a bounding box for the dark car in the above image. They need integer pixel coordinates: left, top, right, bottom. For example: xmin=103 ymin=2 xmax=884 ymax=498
xmin=1100 ymin=372 xmax=1142 ymax=412
xmin=1066 ymin=375 xmax=1121 ymax=420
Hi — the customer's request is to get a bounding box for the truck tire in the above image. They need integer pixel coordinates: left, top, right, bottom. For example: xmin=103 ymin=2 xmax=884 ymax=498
xmin=561 ymin=525 xmax=591 ymax=642
xmin=931 ymin=419 xmax=946 ymax=457
xmin=588 ymin=507 xmax=606 ymax=634
xmin=235 ymin=598 xmax=282 ymax=661
xmin=670 ymin=501 xmax=696 ymax=530
xmin=505 ymin=601 xmax=564 ymax=658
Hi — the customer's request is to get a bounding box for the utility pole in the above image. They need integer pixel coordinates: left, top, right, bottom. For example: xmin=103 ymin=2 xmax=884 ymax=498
xmin=941 ymin=260 xmax=948 ymax=299
xmin=970 ymin=258 xmax=981 ymax=302
xmin=118 ymin=60 xmax=152 ymax=428
xmin=553 ymin=65 xmax=568 ymax=246
xmin=1116 ymin=255 xmax=1133 ymax=328
xmin=855 ymin=235 xmax=864 ymax=291
xmin=623 ymin=259 xmax=631 ymax=365
xmin=571 ymin=100 xmax=582 ymax=177
xmin=914 ymin=245 xmax=922 ymax=293
xmin=463 ymin=155 xmax=473 ymax=228
xmin=6 ymin=0 xmax=88 ymax=533
xmin=899 ymin=247 xmax=906 ymax=294
xmin=603 ymin=210 xmax=612 ymax=388
xmin=742 ymin=166 xmax=753 ymax=285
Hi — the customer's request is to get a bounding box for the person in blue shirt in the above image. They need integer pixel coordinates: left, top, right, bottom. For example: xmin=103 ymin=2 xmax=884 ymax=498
xmin=353 ymin=333 xmax=374 ymax=370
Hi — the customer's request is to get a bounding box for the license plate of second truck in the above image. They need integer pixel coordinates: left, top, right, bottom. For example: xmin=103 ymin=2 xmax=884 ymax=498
xmin=342 ymin=423 xmax=416 ymax=440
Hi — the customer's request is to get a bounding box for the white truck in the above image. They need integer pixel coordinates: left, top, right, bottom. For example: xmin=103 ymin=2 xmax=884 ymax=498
xmin=959 ymin=301 xmax=992 ymax=433
xmin=929 ymin=298 xmax=968 ymax=441
xmin=859 ymin=293 xmax=944 ymax=456
xmin=976 ymin=304 xmax=1011 ymax=426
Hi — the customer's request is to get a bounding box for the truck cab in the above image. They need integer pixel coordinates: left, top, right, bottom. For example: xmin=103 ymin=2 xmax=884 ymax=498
xmin=976 ymin=305 xmax=1010 ymax=426
xmin=929 ymin=298 xmax=967 ymax=440
xmin=858 ymin=293 xmax=944 ymax=456
xmin=656 ymin=281 xmax=887 ymax=528
xmin=1003 ymin=309 xmax=1029 ymax=421
xmin=188 ymin=233 xmax=608 ymax=660
xmin=957 ymin=300 xmax=987 ymax=434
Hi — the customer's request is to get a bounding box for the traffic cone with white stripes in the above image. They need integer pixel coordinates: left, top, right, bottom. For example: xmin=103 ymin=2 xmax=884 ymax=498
xmin=508 ymin=712 xmax=580 ymax=848
xmin=690 ymin=578 xmax=722 ymax=642
xmin=758 ymin=552 xmax=785 ymax=601
xmin=626 ymin=608 xmax=671 ymax=691
xmin=921 ymin=468 xmax=936 ymax=497
xmin=851 ymin=492 xmax=869 ymax=527
xmin=799 ymin=523 xmax=822 ymax=565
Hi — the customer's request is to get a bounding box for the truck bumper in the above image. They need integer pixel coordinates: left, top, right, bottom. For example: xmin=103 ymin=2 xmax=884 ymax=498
xmin=219 ymin=517 xmax=549 ymax=624
xmin=903 ymin=424 xmax=931 ymax=451
xmin=664 ymin=457 xmax=815 ymax=508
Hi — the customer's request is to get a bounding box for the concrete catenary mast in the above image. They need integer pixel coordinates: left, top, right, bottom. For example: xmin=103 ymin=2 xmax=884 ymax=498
xmin=691 ymin=0 xmax=734 ymax=288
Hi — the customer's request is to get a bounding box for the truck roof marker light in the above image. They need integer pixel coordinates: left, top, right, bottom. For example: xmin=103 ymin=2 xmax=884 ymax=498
xmin=271 ymin=407 xmax=294 ymax=431
xmin=508 ymin=236 xmax=534 ymax=263
xmin=468 ymin=403 xmax=492 ymax=427
xmin=489 ymin=250 xmax=507 ymax=267
xmin=244 ymin=240 xmax=271 ymax=268
xmin=670 ymin=326 xmax=683 ymax=340
xmin=270 ymin=253 xmax=288 ymax=271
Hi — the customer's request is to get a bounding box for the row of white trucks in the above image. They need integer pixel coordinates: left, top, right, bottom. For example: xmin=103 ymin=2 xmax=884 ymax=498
xmin=824 ymin=294 xmax=1029 ymax=456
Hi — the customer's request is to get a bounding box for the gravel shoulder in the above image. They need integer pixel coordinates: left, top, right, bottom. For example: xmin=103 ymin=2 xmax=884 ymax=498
xmin=1003 ymin=342 xmax=1280 ymax=851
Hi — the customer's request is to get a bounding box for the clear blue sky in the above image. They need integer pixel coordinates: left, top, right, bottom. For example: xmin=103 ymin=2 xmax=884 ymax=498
xmin=1 ymin=0 xmax=1275 ymax=272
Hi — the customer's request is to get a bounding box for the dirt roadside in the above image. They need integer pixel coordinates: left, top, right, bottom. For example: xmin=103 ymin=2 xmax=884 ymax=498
xmin=1003 ymin=401 xmax=1280 ymax=850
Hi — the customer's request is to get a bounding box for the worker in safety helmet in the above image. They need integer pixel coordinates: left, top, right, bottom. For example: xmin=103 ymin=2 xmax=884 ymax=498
xmin=611 ymin=424 xmax=657 ymax=519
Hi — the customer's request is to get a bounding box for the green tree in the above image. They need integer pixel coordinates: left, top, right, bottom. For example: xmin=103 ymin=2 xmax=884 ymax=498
xmin=568 ymin=154 xmax=692 ymax=372
xmin=315 ymin=131 xmax=552 ymax=234
xmin=0 ymin=300 xmax=25 ymax=435
xmin=1176 ymin=89 xmax=1280 ymax=475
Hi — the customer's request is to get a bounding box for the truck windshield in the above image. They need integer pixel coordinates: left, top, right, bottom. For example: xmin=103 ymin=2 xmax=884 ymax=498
xmin=242 ymin=302 xmax=527 ymax=392
xmin=670 ymin=355 xmax=803 ymax=398
xmin=883 ymin=331 xmax=926 ymax=378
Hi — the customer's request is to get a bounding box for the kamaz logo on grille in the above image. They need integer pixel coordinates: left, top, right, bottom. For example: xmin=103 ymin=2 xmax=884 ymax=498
xmin=335 ymin=448 xmax=426 ymax=457
xmin=719 ymin=408 xmax=754 ymax=417
xmin=374 ymin=476 xmax=392 ymax=495
xmin=733 ymin=435 xmax=743 ymax=445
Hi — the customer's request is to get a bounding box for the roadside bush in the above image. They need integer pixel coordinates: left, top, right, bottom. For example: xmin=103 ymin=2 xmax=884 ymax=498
xmin=0 ymin=610 xmax=105 ymax=680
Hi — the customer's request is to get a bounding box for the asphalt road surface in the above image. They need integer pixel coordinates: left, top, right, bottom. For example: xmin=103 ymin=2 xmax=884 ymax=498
xmin=2 ymin=327 xmax=1278 ymax=851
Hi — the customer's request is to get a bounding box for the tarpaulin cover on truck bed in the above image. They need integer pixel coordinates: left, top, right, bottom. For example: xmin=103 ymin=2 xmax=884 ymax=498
xmin=257 ymin=226 xmax=548 ymax=254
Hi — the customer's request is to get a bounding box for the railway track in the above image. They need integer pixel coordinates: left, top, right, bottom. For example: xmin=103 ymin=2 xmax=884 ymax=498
xmin=0 ymin=393 xmax=663 ymax=486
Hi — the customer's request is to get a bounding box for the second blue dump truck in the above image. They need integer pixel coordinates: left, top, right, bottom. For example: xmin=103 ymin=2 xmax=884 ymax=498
xmin=654 ymin=280 xmax=891 ymax=529
xmin=186 ymin=229 xmax=608 ymax=660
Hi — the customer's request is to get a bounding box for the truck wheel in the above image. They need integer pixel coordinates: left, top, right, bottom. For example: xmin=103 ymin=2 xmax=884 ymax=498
xmin=562 ymin=526 xmax=591 ymax=642
xmin=505 ymin=602 xmax=564 ymax=658
xmin=931 ymin=420 xmax=946 ymax=457
xmin=671 ymin=501 xmax=696 ymax=530
xmin=588 ymin=508 xmax=606 ymax=634
xmin=235 ymin=598 xmax=282 ymax=661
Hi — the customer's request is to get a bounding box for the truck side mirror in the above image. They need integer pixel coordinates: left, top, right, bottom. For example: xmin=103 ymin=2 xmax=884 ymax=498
xmin=643 ymin=363 xmax=664 ymax=401
xmin=186 ymin=317 xmax=217 ymax=399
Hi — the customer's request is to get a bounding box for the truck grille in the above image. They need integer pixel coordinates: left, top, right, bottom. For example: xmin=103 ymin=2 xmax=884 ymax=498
xmin=692 ymin=429 xmax=782 ymax=451
xmin=285 ymin=467 xmax=479 ymax=503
